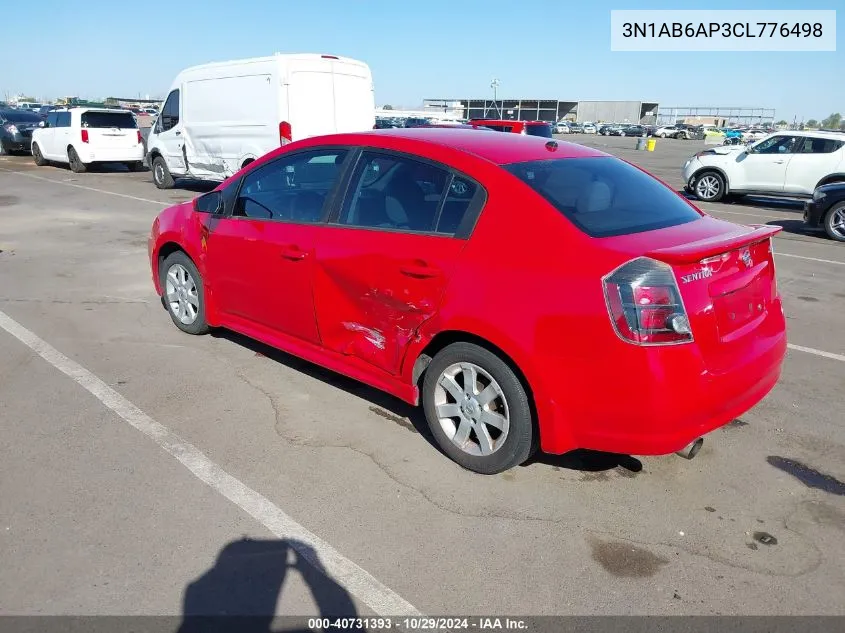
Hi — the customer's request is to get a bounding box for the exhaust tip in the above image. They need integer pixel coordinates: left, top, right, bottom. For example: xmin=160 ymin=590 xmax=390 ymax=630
xmin=676 ymin=437 xmax=704 ymax=460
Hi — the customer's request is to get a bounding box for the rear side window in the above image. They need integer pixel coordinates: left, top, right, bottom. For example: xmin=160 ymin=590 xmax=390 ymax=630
xmin=525 ymin=124 xmax=553 ymax=138
xmin=81 ymin=111 xmax=137 ymax=129
xmin=794 ymin=137 xmax=844 ymax=154
xmin=504 ymin=157 xmax=701 ymax=238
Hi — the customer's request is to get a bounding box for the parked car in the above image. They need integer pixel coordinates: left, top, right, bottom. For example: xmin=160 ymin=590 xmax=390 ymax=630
xmin=654 ymin=125 xmax=678 ymax=138
xmin=743 ymin=128 xmax=768 ymax=142
xmin=145 ymin=53 xmax=375 ymax=189
xmin=673 ymin=125 xmax=705 ymax=140
xmin=0 ymin=108 xmax=42 ymax=154
xmin=598 ymin=124 xmax=617 ymax=136
xmin=567 ymin=122 xmax=584 ymax=133
xmin=37 ymin=105 xmax=59 ymax=119
xmin=15 ymin=102 xmax=43 ymax=112
xmin=804 ymin=182 xmax=845 ymax=242
xmin=31 ymin=107 xmax=145 ymax=172
xmin=582 ymin=123 xmax=597 ymax=134
xmin=403 ymin=117 xmax=431 ymax=128
xmin=148 ymin=128 xmax=786 ymax=474
xmin=468 ymin=119 xmax=553 ymax=138
xmin=141 ymin=108 xmax=159 ymax=116
xmin=682 ymin=131 xmax=845 ymax=202
xmin=554 ymin=122 xmax=571 ymax=134
xmin=620 ymin=125 xmax=646 ymax=137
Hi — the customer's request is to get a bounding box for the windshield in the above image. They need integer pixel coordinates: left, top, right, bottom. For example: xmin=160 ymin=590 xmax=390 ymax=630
xmin=525 ymin=124 xmax=553 ymax=138
xmin=2 ymin=110 xmax=42 ymax=123
xmin=504 ymin=157 xmax=701 ymax=237
xmin=81 ymin=111 xmax=138 ymax=129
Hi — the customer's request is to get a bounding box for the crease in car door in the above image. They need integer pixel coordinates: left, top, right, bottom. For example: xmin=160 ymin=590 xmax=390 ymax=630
xmin=313 ymin=153 xmax=475 ymax=376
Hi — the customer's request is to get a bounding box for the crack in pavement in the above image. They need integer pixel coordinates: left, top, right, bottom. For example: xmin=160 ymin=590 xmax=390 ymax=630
xmin=228 ymin=363 xmax=825 ymax=579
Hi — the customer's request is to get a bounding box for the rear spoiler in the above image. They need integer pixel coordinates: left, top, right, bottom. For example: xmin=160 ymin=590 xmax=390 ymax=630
xmin=646 ymin=225 xmax=781 ymax=265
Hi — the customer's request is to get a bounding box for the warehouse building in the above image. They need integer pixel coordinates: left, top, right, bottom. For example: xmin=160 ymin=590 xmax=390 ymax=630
xmin=423 ymin=99 xmax=659 ymax=124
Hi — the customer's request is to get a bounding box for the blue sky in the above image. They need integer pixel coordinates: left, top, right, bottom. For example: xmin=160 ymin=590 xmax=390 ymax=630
xmin=1 ymin=0 xmax=841 ymax=121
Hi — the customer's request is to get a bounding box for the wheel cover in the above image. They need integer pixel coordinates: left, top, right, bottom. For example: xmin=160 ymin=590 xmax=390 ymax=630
xmin=165 ymin=264 xmax=199 ymax=325
xmin=154 ymin=162 xmax=165 ymax=185
xmin=829 ymin=207 xmax=845 ymax=238
xmin=433 ymin=362 xmax=510 ymax=457
xmin=696 ymin=174 xmax=721 ymax=200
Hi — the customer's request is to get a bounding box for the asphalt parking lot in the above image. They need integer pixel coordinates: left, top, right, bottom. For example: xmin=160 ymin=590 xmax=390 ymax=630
xmin=1 ymin=135 xmax=843 ymax=620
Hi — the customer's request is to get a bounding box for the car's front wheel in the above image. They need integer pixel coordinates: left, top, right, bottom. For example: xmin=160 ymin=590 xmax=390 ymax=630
xmin=693 ymin=171 xmax=726 ymax=202
xmin=422 ymin=342 xmax=535 ymax=474
xmin=32 ymin=143 xmax=47 ymax=166
xmin=823 ymin=202 xmax=845 ymax=242
xmin=152 ymin=155 xmax=175 ymax=189
xmin=160 ymin=252 xmax=209 ymax=335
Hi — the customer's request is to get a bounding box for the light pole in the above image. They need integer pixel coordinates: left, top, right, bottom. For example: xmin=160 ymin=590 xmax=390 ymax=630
xmin=490 ymin=78 xmax=500 ymax=118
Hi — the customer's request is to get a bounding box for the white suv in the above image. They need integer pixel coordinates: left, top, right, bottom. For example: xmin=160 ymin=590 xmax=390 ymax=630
xmin=682 ymin=131 xmax=845 ymax=202
xmin=31 ymin=107 xmax=144 ymax=173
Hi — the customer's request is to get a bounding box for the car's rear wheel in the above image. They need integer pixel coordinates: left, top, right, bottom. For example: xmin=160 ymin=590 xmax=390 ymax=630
xmin=152 ymin=155 xmax=175 ymax=189
xmin=823 ymin=202 xmax=845 ymax=242
xmin=160 ymin=252 xmax=209 ymax=335
xmin=68 ymin=147 xmax=86 ymax=173
xmin=422 ymin=342 xmax=535 ymax=474
xmin=32 ymin=143 xmax=47 ymax=166
xmin=693 ymin=171 xmax=725 ymax=202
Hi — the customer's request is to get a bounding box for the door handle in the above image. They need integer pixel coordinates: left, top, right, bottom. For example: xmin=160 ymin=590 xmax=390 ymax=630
xmin=280 ymin=246 xmax=308 ymax=261
xmin=773 ymin=159 xmax=784 ymax=164
xmin=400 ymin=262 xmax=441 ymax=278
xmin=175 ymin=131 xmax=181 ymax=136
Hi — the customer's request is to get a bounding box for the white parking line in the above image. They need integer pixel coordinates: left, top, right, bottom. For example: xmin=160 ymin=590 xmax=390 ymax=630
xmin=0 ymin=309 xmax=421 ymax=618
xmin=788 ymin=344 xmax=845 ymax=363
xmin=775 ymin=252 xmax=845 ymax=266
xmin=0 ymin=167 xmax=165 ymax=205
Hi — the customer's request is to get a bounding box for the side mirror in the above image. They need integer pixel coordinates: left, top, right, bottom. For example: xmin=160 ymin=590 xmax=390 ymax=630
xmin=195 ymin=190 xmax=223 ymax=215
xmin=39 ymin=121 xmax=45 ymax=127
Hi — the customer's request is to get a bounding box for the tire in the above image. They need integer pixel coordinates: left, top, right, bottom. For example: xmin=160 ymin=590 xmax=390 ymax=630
xmin=68 ymin=147 xmax=87 ymax=173
xmin=32 ymin=143 xmax=47 ymax=166
xmin=659 ymin=133 xmax=667 ymax=138
xmin=126 ymin=161 xmax=143 ymax=172
xmin=619 ymin=132 xmax=626 ymax=137
xmin=159 ymin=251 xmax=209 ymax=335
xmin=823 ymin=202 xmax=845 ymax=242
xmin=152 ymin=155 xmax=174 ymax=189
xmin=422 ymin=342 xmax=535 ymax=474
xmin=693 ymin=170 xmax=726 ymax=202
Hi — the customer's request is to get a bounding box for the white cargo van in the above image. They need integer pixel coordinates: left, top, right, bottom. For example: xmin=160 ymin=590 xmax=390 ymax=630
xmin=145 ymin=53 xmax=375 ymax=189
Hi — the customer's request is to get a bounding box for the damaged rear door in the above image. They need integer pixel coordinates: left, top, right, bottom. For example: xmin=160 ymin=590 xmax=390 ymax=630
xmin=313 ymin=150 xmax=482 ymax=375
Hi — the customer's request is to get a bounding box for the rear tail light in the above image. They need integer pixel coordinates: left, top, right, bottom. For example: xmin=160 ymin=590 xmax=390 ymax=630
xmin=279 ymin=121 xmax=292 ymax=145
xmin=603 ymin=257 xmax=693 ymax=345
xmin=137 ymin=130 xmax=143 ymax=144
xmin=81 ymin=129 xmax=89 ymax=143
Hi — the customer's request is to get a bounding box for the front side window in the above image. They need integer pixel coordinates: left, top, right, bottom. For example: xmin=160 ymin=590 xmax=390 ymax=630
xmin=46 ymin=112 xmax=59 ymax=128
xmin=335 ymin=152 xmax=453 ymax=233
xmin=160 ymin=90 xmax=180 ymax=132
xmin=81 ymin=111 xmax=137 ymax=129
xmin=234 ymin=149 xmax=348 ymax=222
xmin=56 ymin=112 xmax=71 ymax=128
xmin=753 ymin=135 xmax=795 ymax=154
xmin=504 ymin=157 xmax=701 ymax=238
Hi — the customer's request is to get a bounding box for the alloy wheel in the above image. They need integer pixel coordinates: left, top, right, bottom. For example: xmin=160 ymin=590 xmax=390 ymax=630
xmin=829 ymin=207 xmax=845 ymax=239
xmin=433 ymin=362 xmax=510 ymax=457
xmin=165 ymin=264 xmax=199 ymax=325
xmin=695 ymin=174 xmax=721 ymax=200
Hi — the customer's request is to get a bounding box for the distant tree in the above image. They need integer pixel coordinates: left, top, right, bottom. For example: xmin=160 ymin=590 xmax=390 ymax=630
xmin=806 ymin=119 xmax=818 ymax=128
xmin=776 ymin=120 xmax=788 ymax=126
xmin=382 ymin=104 xmax=394 ymax=110
xmin=820 ymin=113 xmax=842 ymax=129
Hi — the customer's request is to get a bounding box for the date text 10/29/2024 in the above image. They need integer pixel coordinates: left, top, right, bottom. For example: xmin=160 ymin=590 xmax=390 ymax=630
xmin=308 ymin=617 xmax=528 ymax=631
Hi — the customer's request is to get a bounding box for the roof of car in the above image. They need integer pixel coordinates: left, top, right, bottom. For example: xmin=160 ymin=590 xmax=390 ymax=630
xmin=770 ymin=130 xmax=845 ymax=139
xmin=327 ymin=128 xmax=608 ymax=164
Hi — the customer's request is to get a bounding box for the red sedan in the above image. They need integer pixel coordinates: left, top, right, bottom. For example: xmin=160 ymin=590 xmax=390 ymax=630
xmin=148 ymin=128 xmax=786 ymax=474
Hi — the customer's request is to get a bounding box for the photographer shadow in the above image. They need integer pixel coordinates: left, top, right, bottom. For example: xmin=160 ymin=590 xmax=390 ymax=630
xmin=177 ymin=538 xmax=358 ymax=633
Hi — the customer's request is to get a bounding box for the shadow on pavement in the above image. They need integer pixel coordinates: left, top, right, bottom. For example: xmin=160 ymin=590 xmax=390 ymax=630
xmin=523 ymin=448 xmax=643 ymax=474
xmin=766 ymin=218 xmax=819 ymax=237
xmin=177 ymin=538 xmax=357 ymax=633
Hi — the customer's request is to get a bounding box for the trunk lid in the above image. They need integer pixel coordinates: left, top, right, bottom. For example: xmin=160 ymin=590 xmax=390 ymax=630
xmin=603 ymin=217 xmax=782 ymax=371
xmin=81 ymin=111 xmax=139 ymax=149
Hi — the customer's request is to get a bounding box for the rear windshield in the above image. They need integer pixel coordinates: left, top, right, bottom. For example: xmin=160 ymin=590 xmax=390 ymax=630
xmin=1 ymin=110 xmax=41 ymax=123
xmin=525 ymin=124 xmax=553 ymax=138
xmin=504 ymin=157 xmax=701 ymax=237
xmin=81 ymin=111 xmax=138 ymax=129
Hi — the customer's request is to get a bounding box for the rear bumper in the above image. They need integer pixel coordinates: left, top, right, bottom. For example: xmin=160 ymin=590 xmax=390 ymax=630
xmin=76 ymin=145 xmax=144 ymax=163
xmin=540 ymin=307 xmax=787 ymax=456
